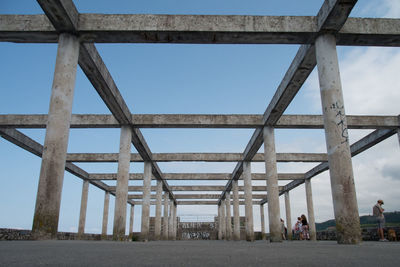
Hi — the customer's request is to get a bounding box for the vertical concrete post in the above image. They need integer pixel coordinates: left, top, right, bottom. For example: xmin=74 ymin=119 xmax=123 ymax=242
xmin=243 ymin=161 xmax=254 ymax=241
xmin=225 ymin=192 xmax=232 ymax=240
xmin=284 ymin=191 xmax=292 ymax=240
xmin=77 ymin=180 xmax=89 ymax=239
xmin=263 ymin=126 xmax=282 ymax=242
xmin=397 ymin=115 xmax=400 ymax=146
xmin=154 ymin=180 xmax=163 ymax=240
xmin=101 ymin=191 xmax=110 ymax=239
xmin=260 ymin=204 xmax=266 ymax=240
xmin=218 ymin=204 xmax=223 ymax=240
xmin=163 ymin=192 xmax=169 ymax=240
xmin=129 ymin=205 xmax=134 ymax=239
xmin=112 ymin=126 xmax=132 ymax=241
xmin=232 ymin=180 xmax=240 ymax=241
xmin=221 ymin=200 xmax=226 ymax=240
xmin=173 ymin=204 xmax=177 ymax=240
xmin=316 ymin=33 xmax=361 ymax=244
xmin=31 ymin=33 xmax=79 ymax=240
xmin=305 ymin=179 xmax=317 ymax=241
xmin=141 ymin=161 xmax=152 ymax=241
xmin=168 ymin=200 xmax=174 ymax=240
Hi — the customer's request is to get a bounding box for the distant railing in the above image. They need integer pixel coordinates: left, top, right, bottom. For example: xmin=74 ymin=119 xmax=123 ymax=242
xmin=179 ymin=214 xmax=216 ymax=223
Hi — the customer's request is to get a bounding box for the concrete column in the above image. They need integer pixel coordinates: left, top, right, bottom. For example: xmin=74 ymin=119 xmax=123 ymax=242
xmin=77 ymin=180 xmax=89 ymax=238
xmin=263 ymin=126 xmax=282 ymax=242
xmin=225 ymin=192 xmax=232 ymax=240
xmin=112 ymin=126 xmax=132 ymax=241
xmin=168 ymin=200 xmax=174 ymax=240
xmin=260 ymin=204 xmax=266 ymax=240
xmin=141 ymin=161 xmax=152 ymax=241
xmin=243 ymin=161 xmax=254 ymax=241
xmin=154 ymin=180 xmax=163 ymax=240
xmin=129 ymin=205 xmax=135 ymax=238
xmin=173 ymin=204 xmax=177 ymax=240
xmin=101 ymin=192 xmax=110 ymax=238
xmin=316 ymin=33 xmax=361 ymax=244
xmin=232 ymin=180 xmax=240 ymax=241
xmin=305 ymin=179 xmax=317 ymax=241
xmin=31 ymin=33 xmax=80 ymax=240
xmin=397 ymin=115 xmax=400 ymax=146
xmin=218 ymin=204 xmax=223 ymax=240
xmin=221 ymin=200 xmax=226 ymax=240
xmin=163 ymin=192 xmax=169 ymax=240
xmin=284 ymin=191 xmax=293 ymax=240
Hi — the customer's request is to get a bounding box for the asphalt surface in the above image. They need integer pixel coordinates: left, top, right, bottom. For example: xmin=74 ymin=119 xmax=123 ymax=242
xmin=0 ymin=240 xmax=399 ymax=266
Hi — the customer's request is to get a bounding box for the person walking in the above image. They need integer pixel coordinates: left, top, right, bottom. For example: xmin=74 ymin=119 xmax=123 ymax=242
xmin=373 ymin=199 xmax=388 ymax=241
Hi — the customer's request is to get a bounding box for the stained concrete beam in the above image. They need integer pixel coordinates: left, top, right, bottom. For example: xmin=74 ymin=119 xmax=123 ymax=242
xmin=129 ymin=200 xmax=256 ymax=205
xmin=128 ymin=194 xmax=267 ymax=200
xmin=2 ymin=14 xmax=400 ymax=46
xmin=109 ymin=185 xmax=282 ymax=192
xmin=1 ymin=114 xmax=398 ymax=129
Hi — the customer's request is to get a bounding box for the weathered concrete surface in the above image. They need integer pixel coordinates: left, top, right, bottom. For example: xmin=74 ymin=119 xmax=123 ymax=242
xmin=243 ymin=162 xmax=254 ymax=242
xmin=101 ymin=192 xmax=110 ymax=238
xmin=77 ymin=180 xmax=89 ymax=238
xmin=284 ymin=191 xmax=292 ymax=240
xmin=141 ymin=162 xmax=152 ymax=241
xmin=232 ymin=180 xmax=240 ymax=241
xmin=129 ymin=205 xmax=134 ymax=238
xmin=168 ymin=201 xmax=174 ymax=240
xmin=113 ymin=126 xmax=132 ymax=241
xmin=221 ymin=201 xmax=226 ymax=240
xmin=154 ymin=180 xmax=163 ymax=240
xmin=260 ymin=205 xmax=266 ymax=240
xmin=305 ymin=179 xmax=317 ymax=241
xmin=217 ymin=204 xmax=222 ymax=240
xmin=128 ymin=194 xmax=267 ymax=200
xmin=163 ymin=193 xmax=169 ymax=240
xmin=1 ymin=241 xmax=399 ymax=267
xmin=129 ymin=200 xmax=256 ymax=205
xmin=31 ymin=33 xmax=79 ymax=240
xmin=225 ymin=192 xmax=232 ymax=240
xmin=111 ymin=185 xmax=282 ymax=192
xmin=316 ymin=33 xmax=361 ymax=244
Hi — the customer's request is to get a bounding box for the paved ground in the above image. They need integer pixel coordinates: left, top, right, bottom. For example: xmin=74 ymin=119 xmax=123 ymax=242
xmin=0 ymin=240 xmax=399 ymax=266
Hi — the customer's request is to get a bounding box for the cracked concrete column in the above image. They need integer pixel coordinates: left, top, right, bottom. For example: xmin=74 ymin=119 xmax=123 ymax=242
xmin=218 ymin=204 xmax=223 ymax=240
xmin=155 ymin=180 xmax=163 ymax=240
xmin=243 ymin=161 xmax=254 ymax=241
xmin=221 ymin=199 xmax=226 ymax=240
xmin=112 ymin=126 xmax=132 ymax=241
xmin=316 ymin=33 xmax=361 ymax=244
xmin=168 ymin=200 xmax=174 ymax=240
xmin=305 ymin=179 xmax=317 ymax=241
xmin=129 ymin=205 xmax=134 ymax=239
xmin=141 ymin=161 xmax=152 ymax=241
xmin=260 ymin=204 xmax=266 ymax=240
xmin=101 ymin=191 xmax=110 ymax=239
xmin=225 ymin=192 xmax=232 ymax=240
xmin=31 ymin=33 xmax=79 ymax=240
xmin=263 ymin=126 xmax=282 ymax=242
xmin=284 ymin=191 xmax=292 ymax=240
xmin=163 ymin=192 xmax=169 ymax=240
xmin=232 ymin=180 xmax=240 ymax=241
xmin=78 ymin=180 xmax=89 ymax=239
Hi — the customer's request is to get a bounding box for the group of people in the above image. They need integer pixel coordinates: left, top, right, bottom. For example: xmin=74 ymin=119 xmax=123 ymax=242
xmin=293 ymin=214 xmax=310 ymax=240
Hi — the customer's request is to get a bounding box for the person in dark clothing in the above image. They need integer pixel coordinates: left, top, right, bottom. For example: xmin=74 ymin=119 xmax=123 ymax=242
xmin=301 ymin=214 xmax=309 ymax=240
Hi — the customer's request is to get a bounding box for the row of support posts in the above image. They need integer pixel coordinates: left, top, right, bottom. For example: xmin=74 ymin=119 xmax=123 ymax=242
xmin=31 ymin=31 xmax=362 ymax=244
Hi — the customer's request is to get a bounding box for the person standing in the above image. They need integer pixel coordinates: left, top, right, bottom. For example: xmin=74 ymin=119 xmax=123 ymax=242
xmin=373 ymin=199 xmax=388 ymax=241
xmin=301 ymin=214 xmax=309 ymax=240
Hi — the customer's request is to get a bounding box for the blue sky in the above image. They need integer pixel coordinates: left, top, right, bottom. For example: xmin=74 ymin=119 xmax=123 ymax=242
xmin=1 ymin=0 xmax=399 ymax=234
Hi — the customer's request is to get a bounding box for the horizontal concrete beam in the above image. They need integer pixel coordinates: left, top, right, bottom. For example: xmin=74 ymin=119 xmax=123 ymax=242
xmin=128 ymin=194 xmax=266 ymax=200
xmin=89 ymin=173 xmax=304 ymax=180
xmin=109 ymin=185 xmax=282 ymax=192
xmin=1 ymin=15 xmax=400 ymax=46
xmin=1 ymin=114 xmax=398 ymax=129
xmin=129 ymin=200 xmax=256 ymax=205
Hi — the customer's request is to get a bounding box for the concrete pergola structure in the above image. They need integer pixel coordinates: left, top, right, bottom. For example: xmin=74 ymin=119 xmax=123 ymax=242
xmin=0 ymin=0 xmax=399 ymax=244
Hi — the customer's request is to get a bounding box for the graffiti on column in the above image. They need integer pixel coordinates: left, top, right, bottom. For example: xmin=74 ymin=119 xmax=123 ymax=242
xmin=178 ymin=222 xmax=217 ymax=240
xmin=330 ymin=101 xmax=348 ymax=144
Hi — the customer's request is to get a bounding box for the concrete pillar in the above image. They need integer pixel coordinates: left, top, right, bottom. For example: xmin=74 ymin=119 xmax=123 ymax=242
xmin=225 ymin=192 xmax=232 ymax=240
xmin=263 ymin=126 xmax=282 ymax=242
xmin=101 ymin=192 xmax=110 ymax=238
xmin=232 ymin=180 xmax=240 ymax=241
xmin=141 ymin=161 xmax=152 ymax=241
xmin=397 ymin=115 xmax=400 ymax=146
xmin=173 ymin=204 xmax=177 ymax=240
xmin=31 ymin=33 xmax=79 ymax=240
xmin=129 ymin=205 xmax=134 ymax=238
xmin=221 ymin=199 xmax=226 ymax=240
xmin=77 ymin=180 xmax=89 ymax=239
xmin=284 ymin=191 xmax=293 ymax=240
xmin=112 ymin=126 xmax=132 ymax=241
xmin=243 ymin=161 xmax=254 ymax=241
xmin=154 ymin=180 xmax=163 ymax=240
xmin=218 ymin=204 xmax=223 ymax=240
xmin=305 ymin=179 xmax=317 ymax=241
xmin=163 ymin=192 xmax=169 ymax=240
xmin=168 ymin=200 xmax=174 ymax=240
xmin=316 ymin=33 xmax=361 ymax=244
xmin=260 ymin=204 xmax=266 ymax=240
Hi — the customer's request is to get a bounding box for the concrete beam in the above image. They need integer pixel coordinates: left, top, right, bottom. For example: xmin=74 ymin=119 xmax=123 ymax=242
xmin=110 ymin=185 xmax=282 ymax=192
xmin=1 ymin=14 xmax=400 ymax=46
xmin=128 ymin=194 xmax=267 ymax=200
xmin=1 ymin=114 xmax=398 ymax=129
xmin=129 ymin=200 xmax=256 ymax=205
